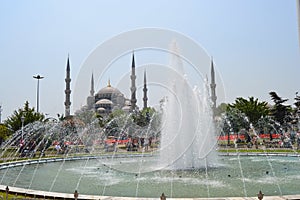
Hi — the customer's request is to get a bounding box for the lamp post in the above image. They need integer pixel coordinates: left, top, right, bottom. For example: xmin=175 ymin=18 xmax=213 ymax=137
xmin=21 ymin=116 xmax=25 ymax=140
xmin=33 ymin=74 xmax=44 ymax=113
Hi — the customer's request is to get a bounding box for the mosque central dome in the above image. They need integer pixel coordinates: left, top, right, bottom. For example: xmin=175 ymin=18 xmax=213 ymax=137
xmin=93 ymin=81 xmax=126 ymax=113
xmin=96 ymin=84 xmax=123 ymax=98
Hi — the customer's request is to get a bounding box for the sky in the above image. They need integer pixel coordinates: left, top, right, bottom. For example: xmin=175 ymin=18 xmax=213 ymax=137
xmin=0 ymin=0 xmax=299 ymax=121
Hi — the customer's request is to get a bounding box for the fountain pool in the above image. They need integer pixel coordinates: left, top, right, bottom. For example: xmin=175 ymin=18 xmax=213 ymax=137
xmin=1 ymin=153 xmax=300 ymax=198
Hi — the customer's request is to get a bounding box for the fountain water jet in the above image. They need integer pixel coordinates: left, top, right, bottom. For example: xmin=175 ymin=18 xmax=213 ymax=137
xmin=159 ymin=42 xmax=217 ymax=170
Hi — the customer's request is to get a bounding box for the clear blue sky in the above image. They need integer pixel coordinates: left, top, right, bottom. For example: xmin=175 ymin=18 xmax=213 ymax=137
xmin=0 ymin=0 xmax=299 ymax=121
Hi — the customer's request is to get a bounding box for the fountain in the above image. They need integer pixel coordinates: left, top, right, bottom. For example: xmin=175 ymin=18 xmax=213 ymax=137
xmin=1 ymin=44 xmax=300 ymax=199
xmin=159 ymin=42 xmax=217 ymax=170
xmin=1 ymin=96 xmax=300 ymax=198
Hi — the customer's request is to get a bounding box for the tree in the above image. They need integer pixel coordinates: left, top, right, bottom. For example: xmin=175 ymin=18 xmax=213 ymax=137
xmin=215 ymin=103 xmax=228 ymax=117
xmin=103 ymin=109 xmax=127 ymax=137
xmin=228 ymin=97 xmax=269 ymax=127
xmin=294 ymin=92 xmax=300 ymax=109
xmin=294 ymin=92 xmax=300 ymax=123
xmin=223 ymin=107 xmax=250 ymax=133
xmin=222 ymin=108 xmax=250 ymax=145
xmin=74 ymin=109 xmax=97 ymax=125
xmin=289 ymin=92 xmax=300 ymax=130
xmin=57 ymin=113 xmax=65 ymax=121
xmin=4 ymin=101 xmax=45 ymax=132
xmin=269 ymin=91 xmax=292 ymax=128
xmin=0 ymin=124 xmax=11 ymax=144
xmin=256 ymin=115 xmax=278 ymax=135
xmin=132 ymin=107 xmax=159 ymax=127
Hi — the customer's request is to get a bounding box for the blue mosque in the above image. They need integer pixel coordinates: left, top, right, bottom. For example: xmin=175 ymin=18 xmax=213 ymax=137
xmin=63 ymin=53 xmax=217 ymax=117
xmin=63 ymin=53 xmax=148 ymax=117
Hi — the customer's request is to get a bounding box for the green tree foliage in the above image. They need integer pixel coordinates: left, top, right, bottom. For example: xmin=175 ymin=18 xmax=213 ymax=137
xmin=103 ymin=109 xmax=127 ymax=137
xmin=223 ymin=108 xmax=250 ymax=133
xmin=228 ymin=97 xmax=269 ymax=126
xmin=294 ymin=92 xmax=300 ymax=109
xmin=215 ymin=103 xmax=228 ymax=116
xmin=101 ymin=107 xmax=161 ymax=138
xmin=57 ymin=113 xmax=65 ymax=121
xmin=131 ymin=107 xmax=158 ymax=127
xmin=221 ymin=108 xmax=250 ymax=145
xmin=0 ymin=124 xmax=11 ymax=144
xmin=290 ymin=92 xmax=300 ymax=128
xmin=269 ymin=91 xmax=292 ymax=127
xmin=256 ymin=115 xmax=278 ymax=135
xmin=4 ymin=101 xmax=45 ymax=132
xmin=142 ymin=107 xmax=161 ymax=133
xmin=74 ymin=109 xmax=98 ymax=125
xmin=294 ymin=92 xmax=300 ymax=120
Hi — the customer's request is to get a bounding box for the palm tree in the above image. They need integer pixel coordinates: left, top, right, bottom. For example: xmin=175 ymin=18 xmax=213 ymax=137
xmin=228 ymin=96 xmax=269 ymax=127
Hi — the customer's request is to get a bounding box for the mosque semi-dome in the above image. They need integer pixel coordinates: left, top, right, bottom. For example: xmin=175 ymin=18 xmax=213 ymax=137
xmin=122 ymin=105 xmax=131 ymax=112
xmin=97 ymin=107 xmax=106 ymax=113
xmin=95 ymin=99 xmax=113 ymax=105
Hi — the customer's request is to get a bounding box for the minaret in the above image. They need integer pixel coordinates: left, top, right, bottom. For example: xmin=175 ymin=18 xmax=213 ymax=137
xmin=143 ymin=70 xmax=148 ymax=110
xmin=90 ymin=73 xmax=95 ymax=96
xmin=87 ymin=73 xmax=95 ymax=110
xmin=64 ymin=56 xmax=71 ymax=117
xmin=210 ymin=58 xmax=217 ymax=116
xmin=130 ymin=52 xmax=137 ymax=111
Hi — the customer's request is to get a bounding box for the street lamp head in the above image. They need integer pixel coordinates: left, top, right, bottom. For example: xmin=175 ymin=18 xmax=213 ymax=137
xmin=33 ymin=75 xmax=44 ymax=80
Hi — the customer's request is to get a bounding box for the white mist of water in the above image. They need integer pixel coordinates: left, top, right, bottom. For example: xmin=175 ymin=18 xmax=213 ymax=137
xmin=159 ymin=41 xmax=217 ymax=170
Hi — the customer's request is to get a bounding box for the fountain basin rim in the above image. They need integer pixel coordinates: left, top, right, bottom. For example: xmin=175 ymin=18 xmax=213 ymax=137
xmin=1 ymin=184 xmax=300 ymax=200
